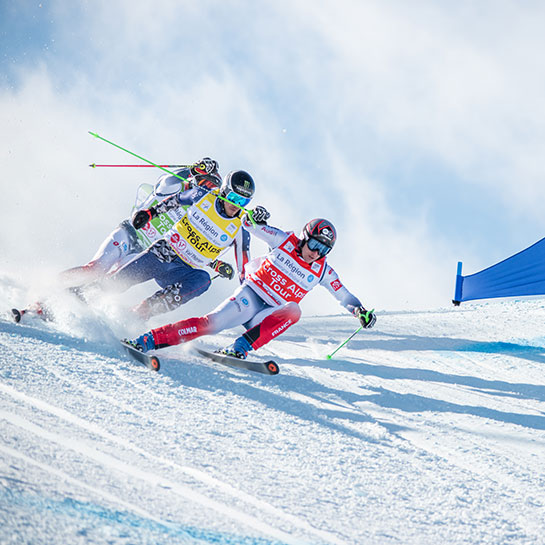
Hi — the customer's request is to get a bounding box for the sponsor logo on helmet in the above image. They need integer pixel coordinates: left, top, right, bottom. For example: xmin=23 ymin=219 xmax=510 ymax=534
xmin=237 ymin=185 xmax=253 ymax=197
xmin=233 ymin=173 xmax=254 ymax=197
xmin=321 ymin=227 xmax=334 ymax=240
xmin=241 ymin=297 xmax=249 ymax=306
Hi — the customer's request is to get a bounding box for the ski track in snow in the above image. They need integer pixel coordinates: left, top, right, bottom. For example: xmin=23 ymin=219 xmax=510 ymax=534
xmin=2 ymin=283 xmax=545 ymax=544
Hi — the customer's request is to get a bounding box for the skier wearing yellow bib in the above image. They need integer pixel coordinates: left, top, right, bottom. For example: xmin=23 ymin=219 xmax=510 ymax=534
xmin=59 ymin=157 xmax=224 ymax=289
xmin=109 ymin=170 xmax=270 ymax=319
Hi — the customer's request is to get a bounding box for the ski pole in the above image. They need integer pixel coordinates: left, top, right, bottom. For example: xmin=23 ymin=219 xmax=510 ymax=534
xmin=89 ymin=163 xmax=191 ymax=168
xmin=326 ymin=309 xmax=374 ymax=359
xmin=89 ymin=131 xmax=192 ymax=184
xmin=88 ymin=131 xmax=256 ymax=225
xmin=326 ymin=326 xmax=362 ymax=359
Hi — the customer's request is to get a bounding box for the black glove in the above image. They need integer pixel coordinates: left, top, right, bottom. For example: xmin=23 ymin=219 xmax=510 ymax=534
xmin=209 ymin=259 xmax=234 ymax=280
xmin=354 ymin=306 xmax=376 ymax=329
xmin=132 ymin=207 xmax=156 ymax=230
xmin=250 ymin=205 xmax=270 ymax=225
xmin=193 ymin=157 xmax=219 ymax=175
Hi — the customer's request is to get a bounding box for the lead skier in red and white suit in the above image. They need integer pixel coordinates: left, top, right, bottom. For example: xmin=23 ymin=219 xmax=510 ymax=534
xmin=126 ymin=217 xmax=376 ymax=358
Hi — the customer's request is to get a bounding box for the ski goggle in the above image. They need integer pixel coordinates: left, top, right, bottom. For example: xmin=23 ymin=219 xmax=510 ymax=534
xmin=307 ymin=237 xmax=331 ymax=257
xmin=224 ymin=190 xmax=251 ymax=208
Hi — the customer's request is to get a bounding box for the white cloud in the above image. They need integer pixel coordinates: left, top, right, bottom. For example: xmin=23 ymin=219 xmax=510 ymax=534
xmin=295 ymin=1 xmax=545 ymax=217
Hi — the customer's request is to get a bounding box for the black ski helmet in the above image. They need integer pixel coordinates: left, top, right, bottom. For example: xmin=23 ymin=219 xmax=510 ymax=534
xmin=301 ymin=218 xmax=337 ymax=256
xmin=220 ymin=170 xmax=255 ymax=206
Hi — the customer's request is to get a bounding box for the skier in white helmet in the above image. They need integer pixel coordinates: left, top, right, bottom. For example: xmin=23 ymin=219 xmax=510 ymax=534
xmin=124 ymin=217 xmax=376 ymax=357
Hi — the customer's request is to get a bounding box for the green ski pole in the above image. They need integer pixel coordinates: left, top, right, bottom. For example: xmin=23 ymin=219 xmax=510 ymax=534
xmin=88 ymin=131 xmax=256 ymax=225
xmin=89 ymin=131 xmax=193 ymax=183
xmin=326 ymin=309 xmax=374 ymax=359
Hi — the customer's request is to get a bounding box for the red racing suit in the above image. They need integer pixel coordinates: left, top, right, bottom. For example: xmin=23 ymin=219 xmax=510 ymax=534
xmin=150 ymin=224 xmax=363 ymax=351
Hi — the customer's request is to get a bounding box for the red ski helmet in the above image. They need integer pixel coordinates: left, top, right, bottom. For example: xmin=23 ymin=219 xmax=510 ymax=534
xmin=301 ymin=218 xmax=337 ymax=257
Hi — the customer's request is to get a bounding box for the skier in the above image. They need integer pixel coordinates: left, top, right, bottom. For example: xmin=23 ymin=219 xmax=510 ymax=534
xmin=124 ymin=218 xmax=376 ymax=358
xmin=105 ymin=169 xmax=271 ymax=319
xmin=11 ymin=158 xmax=235 ymax=323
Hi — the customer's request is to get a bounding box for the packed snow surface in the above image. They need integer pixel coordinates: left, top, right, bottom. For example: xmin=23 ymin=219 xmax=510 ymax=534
xmin=2 ymin=279 xmax=545 ymax=544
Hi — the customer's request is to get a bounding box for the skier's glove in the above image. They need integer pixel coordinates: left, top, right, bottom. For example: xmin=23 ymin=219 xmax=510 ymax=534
xmin=250 ymin=205 xmax=270 ymax=225
xmin=354 ymin=306 xmax=376 ymax=329
xmin=192 ymin=157 xmax=219 ymax=175
xmin=209 ymin=259 xmax=235 ymax=280
xmin=132 ymin=207 xmax=157 ymax=230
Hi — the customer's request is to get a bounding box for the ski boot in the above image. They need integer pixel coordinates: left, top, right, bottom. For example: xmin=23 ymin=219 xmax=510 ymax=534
xmin=123 ymin=332 xmax=156 ymax=353
xmin=218 ymin=336 xmax=253 ymax=360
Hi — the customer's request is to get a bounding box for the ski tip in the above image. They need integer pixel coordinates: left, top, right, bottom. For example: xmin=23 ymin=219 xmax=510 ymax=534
xmin=120 ymin=340 xmax=161 ymax=372
xmin=326 ymin=354 xmax=332 ymax=360
xmin=11 ymin=308 xmax=22 ymax=323
xmin=149 ymin=356 xmax=160 ymax=372
xmin=265 ymin=361 xmax=280 ymax=375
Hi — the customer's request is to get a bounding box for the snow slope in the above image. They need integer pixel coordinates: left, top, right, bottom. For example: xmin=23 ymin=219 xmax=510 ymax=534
xmin=2 ymin=277 xmax=545 ymax=544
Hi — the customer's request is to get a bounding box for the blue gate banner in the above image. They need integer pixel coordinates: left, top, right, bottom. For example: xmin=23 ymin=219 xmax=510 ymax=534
xmin=453 ymin=237 xmax=545 ymax=304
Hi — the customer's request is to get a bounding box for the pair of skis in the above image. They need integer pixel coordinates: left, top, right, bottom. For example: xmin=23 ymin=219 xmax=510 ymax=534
xmin=120 ymin=341 xmax=279 ymax=375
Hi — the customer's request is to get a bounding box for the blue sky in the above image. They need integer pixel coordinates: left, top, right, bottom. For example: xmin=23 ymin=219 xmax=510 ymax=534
xmin=2 ymin=1 xmax=545 ymax=311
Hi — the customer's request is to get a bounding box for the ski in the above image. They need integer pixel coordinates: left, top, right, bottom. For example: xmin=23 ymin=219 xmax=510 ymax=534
xmin=11 ymin=306 xmax=160 ymax=372
xmin=194 ymin=347 xmax=279 ymax=375
xmin=120 ymin=340 xmax=160 ymax=372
